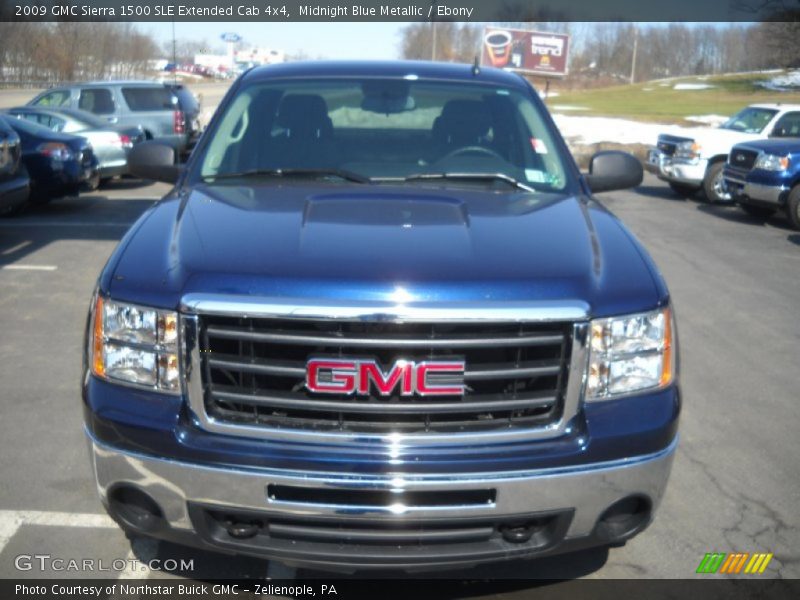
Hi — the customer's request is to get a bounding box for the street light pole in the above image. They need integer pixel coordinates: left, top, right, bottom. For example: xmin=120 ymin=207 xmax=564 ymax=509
xmin=430 ymin=1 xmax=437 ymax=61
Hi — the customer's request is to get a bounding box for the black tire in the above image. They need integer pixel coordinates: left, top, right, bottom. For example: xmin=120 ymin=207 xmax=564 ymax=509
xmin=739 ymin=204 xmax=776 ymax=220
xmin=668 ymin=182 xmax=699 ymax=198
xmin=83 ymin=171 xmax=101 ymax=192
xmin=703 ymin=161 xmax=732 ymax=204
xmin=99 ymin=177 xmax=114 ymax=188
xmin=786 ymin=185 xmax=800 ymax=231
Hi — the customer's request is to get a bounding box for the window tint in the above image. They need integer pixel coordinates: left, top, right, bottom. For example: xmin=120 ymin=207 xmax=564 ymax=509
xmin=721 ymin=107 xmax=778 ymax=134
xmin=34 ymin=90 xmax=71 ymax=107
xmin=199 ymin=78 xmax=569 ymax=191
xmin=121 ymin=87 xmax=175 ymax=111
xmin=79 ymin=88 xmax=116 ymax=115
xmin=771 ymin=112 xmax=800 ymax=138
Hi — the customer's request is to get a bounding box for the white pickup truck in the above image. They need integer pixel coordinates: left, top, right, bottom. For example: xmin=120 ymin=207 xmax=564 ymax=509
xmin=646 ymin=103 xmax=800 ymax=202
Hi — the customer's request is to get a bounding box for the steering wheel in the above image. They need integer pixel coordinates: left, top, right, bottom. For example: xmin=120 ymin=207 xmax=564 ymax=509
xmin=437 ymin=145 xmax=505 ymax=163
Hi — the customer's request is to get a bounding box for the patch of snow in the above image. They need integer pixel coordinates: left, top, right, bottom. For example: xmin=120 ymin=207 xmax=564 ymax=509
xmin=550 ymin=105 xmax=588 ymax=111
xmin=685 ymin=114 xmax=729 ymax=126
xmin=757 ymin=69 xmax=800 ymax=91
xmin=642 ymin=87 xmax=654 ymax=91
xmin=673 ymin=83 xmax=715 ymax=90
xmin=552 ymin=114 xmax=719 ymax=146
xmin=539 ymin=91 xmax=560 ymax=98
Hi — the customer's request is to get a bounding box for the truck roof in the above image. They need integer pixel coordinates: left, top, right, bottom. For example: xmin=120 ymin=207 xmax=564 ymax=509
xmin=243 ymin=60 xmax=530 ymax=89
xmin=750 ymin=103 xmax=800 ymax=111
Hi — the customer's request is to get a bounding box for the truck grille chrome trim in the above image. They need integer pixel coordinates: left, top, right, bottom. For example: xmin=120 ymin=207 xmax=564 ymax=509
xmin=182 ymin=296 xmax=589 ymax=446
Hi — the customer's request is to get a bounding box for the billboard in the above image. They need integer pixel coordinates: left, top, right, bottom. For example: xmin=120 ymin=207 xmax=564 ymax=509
xmin=481 ymin=28 xmax=570 ymax=78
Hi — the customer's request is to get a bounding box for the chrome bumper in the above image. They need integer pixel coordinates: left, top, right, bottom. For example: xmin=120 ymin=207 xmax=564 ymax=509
xmin=87 ymin=430 xmax=677 ymax=567
xmin=646 ymin=148 xmax=706 ymax=185
xmin=740 ymin=182 xmax=788 ymax=206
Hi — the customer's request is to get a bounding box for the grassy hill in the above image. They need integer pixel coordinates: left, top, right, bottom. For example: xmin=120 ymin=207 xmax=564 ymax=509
xmin=548 ymin=71 xmax=800 ymax=124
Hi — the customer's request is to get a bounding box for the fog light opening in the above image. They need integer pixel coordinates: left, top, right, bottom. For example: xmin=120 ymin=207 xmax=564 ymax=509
xmin=108 ymin=485 xmax=165 ymax=533
xmin=595 ymin=495 xmax=652 ymax=543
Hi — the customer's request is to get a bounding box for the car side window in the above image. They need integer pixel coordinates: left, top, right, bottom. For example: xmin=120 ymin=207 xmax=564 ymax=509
xmin=33 ymin=90 xmax=71 ymax=107
xmin=78 ymin=88 xmax=116 ymax=115
xmin=771 ymin=112 xmax=800 ymax=138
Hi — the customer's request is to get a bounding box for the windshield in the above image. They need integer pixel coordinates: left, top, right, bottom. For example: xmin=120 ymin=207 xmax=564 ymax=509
xmin=196 ymin=78 xmax=570 ymax=192
xmin=720 ymin=107 xmax=778 ymax=134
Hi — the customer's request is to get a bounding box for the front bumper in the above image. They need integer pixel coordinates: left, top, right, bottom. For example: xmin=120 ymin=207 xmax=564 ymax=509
xmin=724 ymin=175 xmax=788 ymax=207
xmin=87 ymin=430 xmax=677 ymax=572
xmin=646 ymin=148 xmax=707 ymax=186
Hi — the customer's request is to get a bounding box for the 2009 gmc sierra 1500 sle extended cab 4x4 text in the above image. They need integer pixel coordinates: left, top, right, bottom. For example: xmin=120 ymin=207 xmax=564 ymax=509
xmin=82 ymin=61 xmax=679 ymax=572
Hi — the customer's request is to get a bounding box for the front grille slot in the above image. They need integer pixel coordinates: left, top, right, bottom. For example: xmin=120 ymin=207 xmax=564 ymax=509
xmin=197 ymin=316 xmax=572 ymax=434
xmin=267 ymin=485 xmax=496 ymax=508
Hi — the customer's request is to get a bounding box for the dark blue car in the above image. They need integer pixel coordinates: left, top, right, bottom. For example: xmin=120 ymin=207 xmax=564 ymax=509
xmin=723 ymin=111 xmax=800 ymax=229
xmin=2 ymin=114 xmax=99 ymax=204
xmin=83 ymin=61 xmax=678 ymax=572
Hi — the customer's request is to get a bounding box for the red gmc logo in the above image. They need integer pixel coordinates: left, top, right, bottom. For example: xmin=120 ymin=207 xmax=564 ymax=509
xmin=306 ymin=358 xmax=465 ymax=397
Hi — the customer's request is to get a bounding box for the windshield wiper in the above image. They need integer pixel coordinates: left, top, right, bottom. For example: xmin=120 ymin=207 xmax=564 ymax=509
xmin=402 ymin=172 xmax=535 ymax=192
xmin=202 ymin=168 xmax=371 ymax=184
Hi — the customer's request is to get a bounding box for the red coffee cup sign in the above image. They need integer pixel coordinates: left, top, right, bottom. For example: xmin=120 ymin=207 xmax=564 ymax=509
xmin=484 ymin=30 xmax=512 ymax=67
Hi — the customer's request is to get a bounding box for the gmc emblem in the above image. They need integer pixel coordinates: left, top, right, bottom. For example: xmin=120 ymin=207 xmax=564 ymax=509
xmin=305 ymin=358 xmax=465 ymax=397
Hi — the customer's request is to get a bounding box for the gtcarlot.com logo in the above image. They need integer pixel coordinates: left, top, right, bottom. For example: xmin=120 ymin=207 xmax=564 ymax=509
xmin=696 ymin=552 xmax=773 ymax=575
xmin=14 ymin=554 xmax=194 ymax=573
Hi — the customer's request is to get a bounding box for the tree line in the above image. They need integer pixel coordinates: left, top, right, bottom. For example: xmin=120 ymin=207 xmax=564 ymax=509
xmin=0 ymin=22 xmax=160 ymax=83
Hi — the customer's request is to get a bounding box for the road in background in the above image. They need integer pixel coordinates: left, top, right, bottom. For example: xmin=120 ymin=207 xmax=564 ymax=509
xmin=0 ymin=170 xmax=797 ymax=589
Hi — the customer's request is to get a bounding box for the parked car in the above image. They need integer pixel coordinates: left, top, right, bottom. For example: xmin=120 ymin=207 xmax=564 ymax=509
xmin=163 ymin=83 xmax=202 ymax=153
xmin=7 ymin=106 xmax=145 ymax=185
xmin=0 ymin=116 xmax=30 ymax=216
xmin=2 ymin=115 xmax=98 ymax=203
xmin=646 ymin=103 xmax=800 ymax=203
xmin=28 ymin=81 xmax=199 ymax=154
xmin=723 ymin=111 xmax=800 ymax=228
xmin=84 ymin=61 xmax=679 ymax=573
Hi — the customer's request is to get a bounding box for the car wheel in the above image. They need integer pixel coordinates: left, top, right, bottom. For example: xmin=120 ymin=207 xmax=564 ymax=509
xmin=668 ymin=182 xmax=699 ymax=198
xmin=83 ymin=172 xmax=101 ymax=192
xmin=99 ymin=177 xmax=114 ymax=188
xmin=739 ymin=204 xmax=776 ymax=220
xmin=786 ymin=185 xmax=800 ymax=231
xmin=703 ymin=162 xmax=732 ymax=204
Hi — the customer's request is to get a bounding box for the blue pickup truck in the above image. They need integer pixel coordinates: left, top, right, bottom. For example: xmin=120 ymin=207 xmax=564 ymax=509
xmin=723 ymin=114 xmax=800 ymax=229
xmin=83 ymin=61 xmax=679 ymax=572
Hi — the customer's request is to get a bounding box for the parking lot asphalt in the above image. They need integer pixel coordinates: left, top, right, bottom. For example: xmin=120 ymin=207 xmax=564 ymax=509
xmin=0 ymin=174 xmax=798 ymax=591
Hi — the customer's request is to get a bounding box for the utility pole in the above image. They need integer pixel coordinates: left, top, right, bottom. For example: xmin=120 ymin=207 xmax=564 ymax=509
xmin=430 ymin=1 xmax=437 ymax=61
xmin=630 ymin=25 xmax=638 ymax=85
xmin=172 ymin=20 xmax=178 ymax=85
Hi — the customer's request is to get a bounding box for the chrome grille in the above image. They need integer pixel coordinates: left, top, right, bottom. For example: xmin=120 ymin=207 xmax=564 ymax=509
xmin=194 ymin=316 xmax=573 ymax=434
xmin=729 ymin=148 xmax=759 ymax=171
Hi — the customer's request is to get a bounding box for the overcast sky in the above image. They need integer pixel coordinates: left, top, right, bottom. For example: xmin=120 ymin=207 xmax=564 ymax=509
xmin=143 ymin=22 xmax=407 ymax=59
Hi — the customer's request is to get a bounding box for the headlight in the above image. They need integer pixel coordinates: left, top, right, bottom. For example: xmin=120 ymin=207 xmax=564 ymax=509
xmin=754 ymin=153 xmax=789 ymax=171
xmin=675 ymin=140 xmax=701 ymax=159
xmin=90 ymin=296 xmax=181 ymax=393
xmin=586 ymin=307 xmax=675 ymax=400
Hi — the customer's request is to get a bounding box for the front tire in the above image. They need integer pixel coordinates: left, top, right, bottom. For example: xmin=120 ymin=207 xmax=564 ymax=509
xmin=703 ymin=162 xmax=732 ymax=204
xmin=739 ymin=204 xmax=776 ymax=220
xmin=786 ymin=185 xmax=800 ymax=230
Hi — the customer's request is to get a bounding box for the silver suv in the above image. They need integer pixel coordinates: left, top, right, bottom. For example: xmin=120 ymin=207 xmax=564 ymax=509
xmin=28 ymin=81 xmax=200 ymax=153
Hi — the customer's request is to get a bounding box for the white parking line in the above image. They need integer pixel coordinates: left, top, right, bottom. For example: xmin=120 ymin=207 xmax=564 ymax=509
xmin=0 ymin=510 xmax=117 ymax=553
xmin=1 ymin=240 xmax=32 ymax=255
xmin=2 ymin=264 xmax=57 ymax=271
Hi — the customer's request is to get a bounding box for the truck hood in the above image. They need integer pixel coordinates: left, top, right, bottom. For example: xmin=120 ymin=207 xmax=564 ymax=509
xmin=685 ymin=127 xmax=763 ymax=157
xmin=732 ymin=138 xmax=800 ymax=155
xmin=105 ymin=182 xmax=666 ymax=318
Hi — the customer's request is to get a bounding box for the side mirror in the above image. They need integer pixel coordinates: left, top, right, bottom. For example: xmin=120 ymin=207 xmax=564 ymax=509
xmin=585 ymin=150 xmax=643 ymax=194
xmin=128 ymin=141 xmax=182 ymax=184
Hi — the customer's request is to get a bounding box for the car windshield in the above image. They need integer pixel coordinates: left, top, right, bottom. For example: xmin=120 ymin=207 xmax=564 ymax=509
xmin=720 ymin=107 xmax=778 ymax=134
xmin=196 ymin=77 xmax=570 ymax=192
